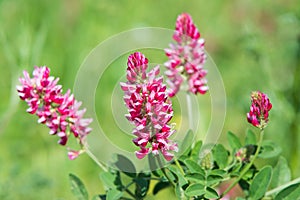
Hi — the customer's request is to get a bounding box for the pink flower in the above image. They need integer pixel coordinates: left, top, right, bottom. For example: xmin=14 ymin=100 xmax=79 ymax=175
xmin=67 ymin=149 xmax=84 ymax=160
xmin=165 ymin=13 xmax=208 ymax=96
xmin=17 ymin=66 xmax=92 ymax=159
xmin=188 ymin=70 xmax=208 ymax=95
xmin=247 ymin=91 xmax=272 ymax=129
xmin=121 ymin=52 xmax=178 ymax=161
xmin=173 ymin=13 xmax=201 ymax=43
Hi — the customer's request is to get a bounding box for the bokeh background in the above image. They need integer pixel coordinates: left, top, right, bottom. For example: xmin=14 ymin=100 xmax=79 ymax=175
xmin=0 ymin=0 xmax=299 ymax=199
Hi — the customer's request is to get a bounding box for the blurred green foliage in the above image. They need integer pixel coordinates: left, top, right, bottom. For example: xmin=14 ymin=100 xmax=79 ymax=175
xmin=0 ymin=0 xmax=299 ymax=199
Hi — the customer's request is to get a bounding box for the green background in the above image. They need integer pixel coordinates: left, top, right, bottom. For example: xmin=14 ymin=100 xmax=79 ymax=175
xmin=0 ymin=0 xmax=299 ymax=199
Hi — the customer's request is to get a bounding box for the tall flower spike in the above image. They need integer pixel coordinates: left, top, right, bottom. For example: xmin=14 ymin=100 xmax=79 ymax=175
xmin=165 ymin=13 xmax=208 ymax=97
xmin=247 ymin=91 xmax=272 ymax=129
xmin=121 ymin=52 xmax=178 ymax=161
xmin=17 ymin=66 xmax=93 ymax=159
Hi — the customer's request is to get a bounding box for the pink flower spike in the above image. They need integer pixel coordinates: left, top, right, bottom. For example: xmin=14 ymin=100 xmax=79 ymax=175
xmin=174 ymin=13 xmax=200 ymax=43
xmin=121 ymin=52 xmax=177 ymax=161
xmin=165 ymin=13 xmax=208 ymax=97
xmin=17 ymin=66 xmax=93 ymax=159
xmin=247 ymin=91 xmax=272 ymax=129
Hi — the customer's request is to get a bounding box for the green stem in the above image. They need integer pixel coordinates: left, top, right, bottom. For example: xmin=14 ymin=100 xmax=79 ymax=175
xmin=224 ymin=159 xmax=237 ymax=172
xmin=186 ymin=92 xmax=193 ymax=129
xmin=124 ymin=188 xmax=135 ymax=199
xmin=265 ymin=177 xmax=300 ymax=197
xmin=84 ymin=147 xmax=108 ymax=172
xmin=220 ymin=129 xmax=264 ymax=198
xmin=174 ymin=159 xmax=185 ymax=176
xmin=122 ymin=182 xmax=136 ymax=199
xmin=156 ymin=156 xmax=176 ymax=187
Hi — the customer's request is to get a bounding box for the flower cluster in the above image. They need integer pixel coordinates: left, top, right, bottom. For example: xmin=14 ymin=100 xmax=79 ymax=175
xmin=17 ymin=66 xmax=92 ymax=159
xmin=165 ymin=13 xmax=208 ymax=97
xmin=247 ymin=91 xmax=272 ymax=129
xmin=121 ymin=52 xmax=178 ymax=161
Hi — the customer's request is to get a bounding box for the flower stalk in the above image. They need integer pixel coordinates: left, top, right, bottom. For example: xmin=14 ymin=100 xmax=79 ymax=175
xmin=220 ymin=129 xmax=264 ymax=198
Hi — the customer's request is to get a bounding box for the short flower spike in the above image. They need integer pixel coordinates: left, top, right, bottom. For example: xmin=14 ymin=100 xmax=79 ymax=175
xmin=247 ymin=91 xmax=272 ymax=129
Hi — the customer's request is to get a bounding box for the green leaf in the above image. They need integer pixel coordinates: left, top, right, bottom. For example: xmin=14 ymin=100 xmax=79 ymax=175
xmin=168 ymin=165 xmax=188 ymax=187
xmin=227 ymin=131 xmax=242 ymax=150
xmin=92 ymin=195 xmax=105 ymax=200
xmin=91 ymin=195 xmax=100 ymax=200
xmin=245 ymin=129 xmax=257 ymax=145
xmin=94 ymin=194 xmax=106 ymax=200
xmin=184 ymin=183 xmax=205 ymax=197
xmin=271 ymin=156 xmax=291 ymax=189
xmin=153 ymin=181 xmax=170 ymax=195
xmin=99 ymin=172 xmax=117 ymax=189
xmin=249 ymin=166 xmax=272 ymax=200
xmin=259 ymin=140 xmax=282 ymax=159
xmin=204 ymin=187 xmax=219 ymax=199
xmin=274 ymin=183 xmax=300 ymax=200
xmin=212 ymin=144 xmax=228 ymax=169
xmin=184 ymin=159 xmax=205 ymax=175
xmin=106 ymin=189 xmax=123 ymax=200
xmin=178 ymin=155 xmax=189 ymax=162
xmin=185 ymin=173 xmax=205 ymax=183
xmin=231 ymin=162 xmax=243 ymax=175
xmin=209 ymin=169 xmax=226 ymax=177
xmin=191 ymin=141 xmax=202 ymax=162
xmin=134 ymin=172 xmax=150 ymax=198
xmin=114 ymin=154 xmax=136 ymax=177
xmin=166 ymin=169 xmax=176 ymax=183
xmin=178 ymin=129 xmax=194 ymax=156
xmin=206 ymin=175 xmax=223 ymax=186
xmin=175 ymin=184 xmax=186 ymax=200
xmin=69 ymin=173 xmax=89 ymax=200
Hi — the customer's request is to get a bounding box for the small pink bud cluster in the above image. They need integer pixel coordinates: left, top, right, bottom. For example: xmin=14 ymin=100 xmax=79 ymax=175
xmin=247 ymin=91 xmax=272 ymax=129
xmin=17 ymin=66 xmax=92 ymax=159
xmin=235 ymin=147 xmax=247 ymax=162
xmin=165 ymin=13 xmax=208 ymax=97
xmin=121 ymin=52 xmax=178 ymax=161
